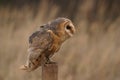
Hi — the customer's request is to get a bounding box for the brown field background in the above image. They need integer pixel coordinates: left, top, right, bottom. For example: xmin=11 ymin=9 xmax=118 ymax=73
xmin=0 ymin=0 xmax=120 ymax=80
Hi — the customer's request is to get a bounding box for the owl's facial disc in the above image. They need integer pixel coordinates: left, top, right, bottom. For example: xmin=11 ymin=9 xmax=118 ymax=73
xmin=65 ymin=21 xmax=76 ymax=37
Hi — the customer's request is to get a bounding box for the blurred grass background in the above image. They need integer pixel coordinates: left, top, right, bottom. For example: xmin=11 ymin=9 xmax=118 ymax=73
xmin=0 ymin=0 xmax=120 ymax=80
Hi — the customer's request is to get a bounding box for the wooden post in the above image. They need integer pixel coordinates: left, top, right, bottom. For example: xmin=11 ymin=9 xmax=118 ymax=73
xmin=42 ymin=62 xmax=58 ymax=80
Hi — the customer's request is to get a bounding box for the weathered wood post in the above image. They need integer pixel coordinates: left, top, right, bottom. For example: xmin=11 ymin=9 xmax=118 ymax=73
xmin=42 ymin=62 xmax=58 ymax=80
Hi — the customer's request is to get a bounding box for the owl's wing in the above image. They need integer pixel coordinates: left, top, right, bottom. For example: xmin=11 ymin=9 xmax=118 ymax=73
xmin=29 ymin=31 xmax=40 ymax=44
xmin=29 ymin=30 xmax=52 ymax=49
xmin=23 ymin=30 xmax=53 ymax=71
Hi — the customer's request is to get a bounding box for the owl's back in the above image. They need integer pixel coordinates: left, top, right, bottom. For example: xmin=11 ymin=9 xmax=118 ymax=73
xmin=29 ymin=29 xmax=53 ymax=50
xmin=24 ymin=29 xmax=54 ymax=71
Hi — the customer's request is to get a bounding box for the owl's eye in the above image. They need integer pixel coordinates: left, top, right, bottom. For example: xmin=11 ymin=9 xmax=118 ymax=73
xmin=66 ymin=25 xmax=71 ymax=30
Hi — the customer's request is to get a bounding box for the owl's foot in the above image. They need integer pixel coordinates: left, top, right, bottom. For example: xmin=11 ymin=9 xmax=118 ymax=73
xmin=46 ymin=61 xmax=56 ymax=64
xmin=45 ymin=57 xmax=55 ymax=64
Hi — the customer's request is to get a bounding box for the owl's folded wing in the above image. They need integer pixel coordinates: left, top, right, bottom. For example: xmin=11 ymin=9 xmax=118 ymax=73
xmin=29 ymin=30 xmax=53 ymax=49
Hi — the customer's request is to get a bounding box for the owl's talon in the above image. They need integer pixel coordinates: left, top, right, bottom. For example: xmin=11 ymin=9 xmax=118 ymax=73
xmin=45 ymin=60 xmax=55 ymax=64
xmin=45 ymin=57 xmax=53 ymax=64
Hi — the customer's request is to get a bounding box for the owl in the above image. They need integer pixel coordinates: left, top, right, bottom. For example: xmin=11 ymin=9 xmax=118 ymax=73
xmin=20 ymin=17 xmax=76 ymax=71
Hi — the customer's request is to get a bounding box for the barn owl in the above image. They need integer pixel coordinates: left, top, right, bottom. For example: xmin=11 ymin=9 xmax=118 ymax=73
xmin=20 ymin=17 xmax=76 ymax=71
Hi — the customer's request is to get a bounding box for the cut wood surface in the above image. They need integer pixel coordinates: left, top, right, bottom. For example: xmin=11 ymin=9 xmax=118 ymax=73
xmin=42 ymin=63 xmax=58 ymax=80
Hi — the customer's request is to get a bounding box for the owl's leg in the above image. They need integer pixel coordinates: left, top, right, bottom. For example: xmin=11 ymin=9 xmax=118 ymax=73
xmin=46 ymin=57 xmax=50 ymax=63
xmin=45 ymin=57 xmax=55 ymax=64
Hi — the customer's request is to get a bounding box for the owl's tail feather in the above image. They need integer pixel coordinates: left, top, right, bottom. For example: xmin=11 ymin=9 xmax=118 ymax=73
xmin=19 ymin=65 xmax=33 ymax=72
xmin=19 ymin=65 xmax=28 ymax=70
xmin=19 ymin=64 xmax=40 ymax=72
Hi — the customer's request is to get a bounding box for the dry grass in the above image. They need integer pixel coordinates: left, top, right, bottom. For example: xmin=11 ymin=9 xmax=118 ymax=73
xmin=0 ymin=1 xmax=120 ymax=80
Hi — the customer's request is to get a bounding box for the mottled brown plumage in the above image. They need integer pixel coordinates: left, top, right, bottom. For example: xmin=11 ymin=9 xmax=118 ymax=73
xmin=20 ymin=18 xmax=76 ymax=71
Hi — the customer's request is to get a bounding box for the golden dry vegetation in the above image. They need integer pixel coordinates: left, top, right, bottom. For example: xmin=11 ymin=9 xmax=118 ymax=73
xmin=0 ymin=0 xmax=120 ymax=80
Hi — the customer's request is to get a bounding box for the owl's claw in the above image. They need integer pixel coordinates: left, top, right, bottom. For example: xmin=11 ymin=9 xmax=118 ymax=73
xmin=45 ymin=58 xmax=55 ymax=64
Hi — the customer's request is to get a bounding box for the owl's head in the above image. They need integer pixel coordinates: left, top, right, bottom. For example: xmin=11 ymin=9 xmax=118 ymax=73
xmin=49 ymin=18 xmax=76 ymax=40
